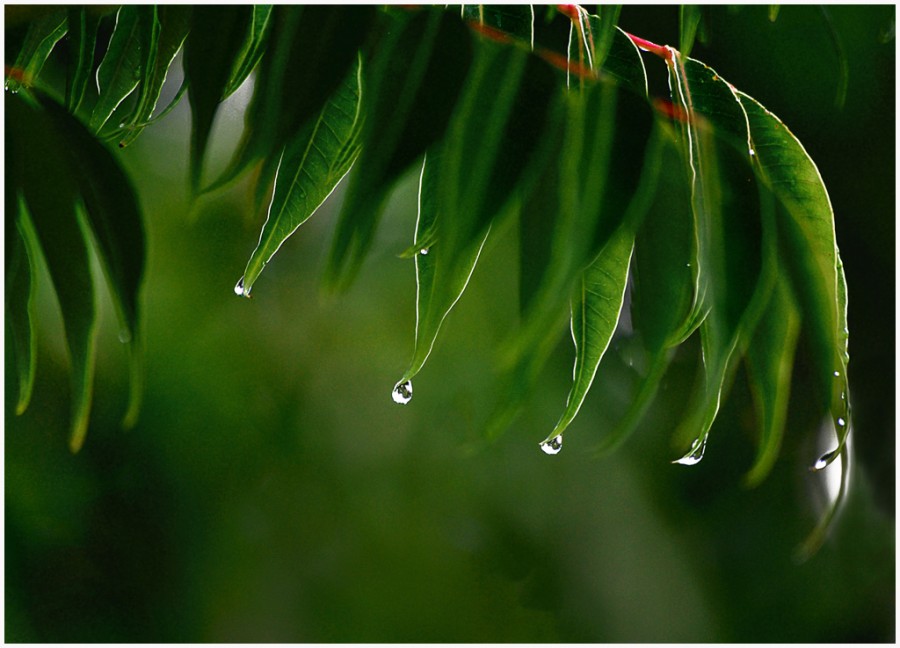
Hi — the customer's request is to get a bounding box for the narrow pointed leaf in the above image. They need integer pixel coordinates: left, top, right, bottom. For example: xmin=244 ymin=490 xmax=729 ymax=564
xmin=397 ymin=150 xmax=491 ymax=387
xmin=89 ymin=6 xmax=146 ymax=134
xmin=7 ymin=94 xmax=97 ymax=452
xmin=737 ymin=91 xmax=851 ymax=465
xmin=183 ymin=5 xmax=254 ymax=192
xmin=118 ymin=6 xmax=192 ymax=147
xmin=664 ymin=50 xmax=772 ymax=459
xmin=598 ymin=127 xmax=697 ymax=453
xmin=39 ymin=94 xmax=147 ymax=426
xmin=679 ymin=5 xmax=702 ymax=57
xmin=237 ymin=58 xmax=363 ymax=297
xmin=511 ymin=80 xmax=655 ymax=370
xmin=209 ymin=6 xmax=375 ymax=193
xmin=5 ymin=195 xmax=37 ymax=415
xmin=326 ymin=8 xmax=473 ymax=291
xmin=546 ymin=226 xmax=634 ymax=442
xmin=744 ymin=275 xmax=800 ymax=486
xmin=6 ymin=9 xmax=67 ymax=92
xmin=437 ymin=40 xmax=561 ymax=298
xmin=223 ymin=5 xmax=273 ymax=98
xmin=66 ymin=7 xmax=101 ymax=114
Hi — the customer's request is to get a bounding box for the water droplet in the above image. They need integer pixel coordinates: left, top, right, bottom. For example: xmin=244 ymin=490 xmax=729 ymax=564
xmin=833 ymin=370 xmax=840 ymax=377
xmin=837 ymin=417 xmax=846 ymax=427
xmin=234 ymin=277 xmax=248 ymax=297
xmin=748 ymin=147 xmax=756 ymax=157
xmin=419 ymin=248 xmax=429 ymax=255
xmin=539 ymin=434 xmax=563 ymax=455
xmin=118 ymin=329 xmax=132 ymax=344
xmin=811 ymin=448 xmax=838 ymax=471
xmin=392 ymin=379 xmax=413 ymax=405
xmin=673 ymin=437 xmax=707 ymax=465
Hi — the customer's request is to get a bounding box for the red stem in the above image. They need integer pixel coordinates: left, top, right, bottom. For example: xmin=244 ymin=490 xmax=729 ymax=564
xmin=621 ymin=31 xmax=671 ymax=60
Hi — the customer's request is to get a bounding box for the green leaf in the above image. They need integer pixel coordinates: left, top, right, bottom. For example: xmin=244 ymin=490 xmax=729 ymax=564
xmin=744 ymin=275 xmax=800 ymax=487
xmin=118 ymin=6 xmax=192 ymax=147
xmin=5 ymin=9 xmax=67 ymax=92
xmin=39 ymin=94 xmax=147 ymax=427
xmin=599 ymin=27 xmax=647 ymax=96
xmin=663 ymin=50 xmax=773 ymax=463
xmin=509 ymin=79 xmax=655 ymax=382
xmin=183 ymin=5 xmax=254 ymax=191
xmin=394 ymin=149 xmax=492 ymax=396
xmin=737 ymin=91 xmax=851 ymax=467
xmin=7 ymin=93 xmax=97 ymax=453
xmin=223 ymin=5 xmax=273 ymax=98
xmin=679 ymin=5 xmax=703 ymax=57
xmin=89 ymin=6 xmax=146 ymax=134
xmin=326 ymin=8 xmax=473 ymax=291
xmin=5 ymin=194 xmax=37 ymax=415
xmin=595 ymin=127 xmax=697 ymax=454
xmin=544 ymin=225 xmax=635 ymax=446
xmin=207 ymin=6 xmax=375 ymax=194
xmin=65 ymin=7 xmax=101 ymax=114
xmin=236 ymin=57 xmax=363 ymax=297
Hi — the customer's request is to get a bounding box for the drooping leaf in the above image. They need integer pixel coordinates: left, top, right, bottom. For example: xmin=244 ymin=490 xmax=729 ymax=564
xmin=544 ymin=225 xmax=635 ymax=446
xmin=663 ymin=50 xmax=773 ymax=463
xmin=744 ymin=275 xmax=800 ymax=487
xmin=394 ymin=149 xmax=492 ymax=395
xmin=7 ymin=93 xmax=98 ymax=453
xmin=236 ymin=57 xmax=364 ymax=297
xmin=89 ymin=6 xmax=147 ymax=134
xmin=39 ymin=94 xmax=147 ymax=427
xmin=65 ymin=7 xmax=101 ymax=114
xmin=325 ymin=8 xmax=473 ymax=292
xmin=510 ymin=79 xmax=655 ymax=372
xmin=208 ymin=5 xmax=376 ymax=193
xmin=679 ymin=5 xmax=703 ymax=57
xmin=183 ymin=5 xmax=254 ymax=191
xmin=223 ymin=5 xmax=273 ymax=98
xmin=5 ymin=193 xmax=37 ymax=415
xmin=5 ymin=9 xmax=67 ymax=92
xmin=118 ymin=5 xmax=192 ymax=147
xmin=737 ymin=91 xmax=851 ymax=467
xmin=596 ymin=126 xmax=697 ymax=454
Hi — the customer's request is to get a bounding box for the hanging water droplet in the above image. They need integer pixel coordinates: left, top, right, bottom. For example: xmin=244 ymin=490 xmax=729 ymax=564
xmin=392 ymin=379 xmax=413 ymax=405
xmin=811 ymin=448 xmax=838 ymax=471
xmin=673 ymin=437 xmax=707 ymax=466
xmin=234 ymin=277 xmax=248 ymax=297
xmin=539 ymin=434 xmax=563 ymax=455
xmin=419 ymin=248 xmax=429 ymax=255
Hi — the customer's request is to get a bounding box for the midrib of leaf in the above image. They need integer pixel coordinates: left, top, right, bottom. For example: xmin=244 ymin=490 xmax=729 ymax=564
xmin=90 ymin=7 xmax=143 ymax=133
xmin=546 ymin=226 xmax=634 ymax=441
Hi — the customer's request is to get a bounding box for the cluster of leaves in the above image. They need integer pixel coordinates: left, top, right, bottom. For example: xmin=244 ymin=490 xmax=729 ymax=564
xmin=5 ymin=4 xmax=851 ymax=546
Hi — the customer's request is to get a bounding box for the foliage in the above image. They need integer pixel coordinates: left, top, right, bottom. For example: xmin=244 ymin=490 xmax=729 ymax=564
xmin=5 ymin=5 xmax=854 ymax=551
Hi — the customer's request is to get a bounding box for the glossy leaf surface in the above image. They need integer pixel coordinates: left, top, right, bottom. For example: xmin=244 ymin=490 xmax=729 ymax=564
xmin=326 ymin=8 xmax=473 ymax=291
xmin=546 ymin=225 xmax=635 ymax=443
xmin=89 ymin=6 xmax=146 ymax=133
xmin=237 ymin=58 xmax=363 ymax=297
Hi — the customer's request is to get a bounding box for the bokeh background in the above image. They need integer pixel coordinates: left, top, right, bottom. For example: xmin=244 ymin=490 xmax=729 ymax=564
xmin=6 ymin=5 xmax=895 ymax=642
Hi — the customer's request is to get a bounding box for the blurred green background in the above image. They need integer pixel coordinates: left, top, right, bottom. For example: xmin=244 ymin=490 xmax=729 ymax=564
xmin=6 ymin=5 xmax=894 ymax=642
